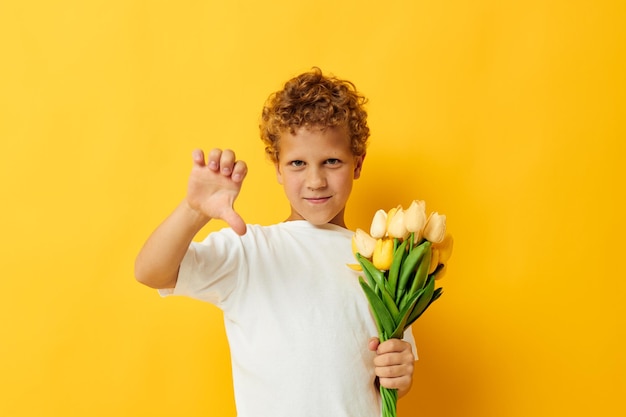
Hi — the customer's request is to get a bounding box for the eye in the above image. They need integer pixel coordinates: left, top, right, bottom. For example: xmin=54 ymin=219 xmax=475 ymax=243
xmin=325 ymin=158 xmax=341 ymax=166
xmin=289 ymin=160 xmax=305 ymax=167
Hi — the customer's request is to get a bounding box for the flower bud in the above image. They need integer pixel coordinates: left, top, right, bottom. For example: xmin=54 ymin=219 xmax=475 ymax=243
xmin=370 ymin=209 xmax=388 ymax=239
xmin=372 ymin=238 xmax=394 ymax=270
xmin=385 ymin=206 xmax=398 ymax=227
xmin=434 ymin=264 xmax=447 ymax=280
xmin=433 ymin=233 xmax=454 ymax=264
xmin=423 ymin=212 xmax=446 ymax=243
xmin=352 ymin=228 xmax=377 ymax=259
xmin=404 ymin=200 xmax=427 ymax=234
xmin=346 ymin=263 xmax=363 ymax=272
xmin=428 ymin=248 xmax=440 ymax=274
xmin=387 ymin=208 xmax=410 ymax=240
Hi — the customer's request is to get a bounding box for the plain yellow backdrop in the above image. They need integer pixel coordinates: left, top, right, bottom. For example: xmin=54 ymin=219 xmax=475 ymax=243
xmin=1 ymin=1 xmax=624 ymax=416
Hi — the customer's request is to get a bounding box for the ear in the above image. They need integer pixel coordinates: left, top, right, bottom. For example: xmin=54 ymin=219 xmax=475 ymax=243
xmin=274 ymin=162 xmax=284 ymax=185
xmin=353 ymin=153 xmax=365 ymax=179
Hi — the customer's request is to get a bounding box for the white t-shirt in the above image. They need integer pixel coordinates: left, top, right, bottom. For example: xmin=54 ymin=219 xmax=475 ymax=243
xmin=161 ymin=221 xmax=416 ymax=417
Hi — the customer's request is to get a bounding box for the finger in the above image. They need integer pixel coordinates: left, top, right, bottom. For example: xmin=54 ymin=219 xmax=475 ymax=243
xmin=207 ymin=149 xmax=222 ymax=171
xmin=378 ymin=374 xmax=412 ymax=391
xmin=222 ymin=209 xmax=247 ymax=236
xmin=368 ymin=337 xmax=380 ymax=352
xmin=231 ymin=160 xmax=248 ymax=183
xmin=373 ymin=350 xmax=415 ymax=368
xmin=192 ymin=149 xmax=206 ymax=167
xmin=375 ymin=363 xmax=414 ymax=379
xmin=376 ymin=338 xmax=411 ymax=355
xmin=219 ymin=149 xmax=237 ymax=176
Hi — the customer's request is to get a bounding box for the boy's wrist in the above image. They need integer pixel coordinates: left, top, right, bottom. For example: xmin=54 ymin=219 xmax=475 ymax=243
xmin=180 ymin=200 xmax=211 ymax=229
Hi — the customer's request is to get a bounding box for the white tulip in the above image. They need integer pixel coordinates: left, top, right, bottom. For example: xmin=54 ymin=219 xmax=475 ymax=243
xmin=369 ymin=209 xmax=388 ymax=239
xmin=404 ymin=200 xmax=427 ymax=236
xmin=423 ymin=212 xmax=446 ymax=243
xmin=352 ymin=228 xmax=377 ymax=259
xmin=387 ymin=208 xmax=410 ymax=239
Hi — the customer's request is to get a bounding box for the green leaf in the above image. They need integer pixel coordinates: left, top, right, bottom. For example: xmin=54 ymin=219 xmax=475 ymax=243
xmin=390 ymin=290 xmax=422 ymax=339
xmin=358 ymin=253 xmax=400 ymax=318
xmin=395 ymin=241 xmax=430 ymax=304
xmin=356 ymin=253 xmax=377 ymax=289
xmin=399 ymin=286 xmax=425 ymax=312
xmin=405 ymin=276 xmax=435 ymax=327
xmin=359 ymin=277 xmax=395 ymax=340
xmin=381 ymin=287 xmax=400 ymax=320
xmin=387 ymin=239 xmax=408 ymax=298
xmin=408 ymin=244 xmax=431 ymax=296
xmin=408 ymin=286 xmax=443 ymax=325
xmin=429 ymin=287 xmax=443 ymax=304
xmin=357 ymin=254 xmax=384 ymax=286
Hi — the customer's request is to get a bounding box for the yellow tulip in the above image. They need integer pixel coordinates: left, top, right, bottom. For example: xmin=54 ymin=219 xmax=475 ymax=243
xmin=352 ymin=228 xmax=377 ymax=259
xmin=372 ymin=238 xmax=394 ymax=270
xmin=387 ymin=208 xmax=410 ymax=240
xmin=434 ymin=264 xmax=447 ymax=280
xmin=346 ymin=263 xmax=363 ymax=272
xmin=428 ymin=248 xmax=440 ymax=274
xmin=433 ymin=232 xmax=454 ymax=264
xmin=370 ymin=209 xmax=388 ymax=239
xmin=423 ymin=212 xmax=446 ymax=243
xmin=385 ymin=206 xmax=398 ymax=227
xmin=404 ymin=200 xmax=427 ymax=234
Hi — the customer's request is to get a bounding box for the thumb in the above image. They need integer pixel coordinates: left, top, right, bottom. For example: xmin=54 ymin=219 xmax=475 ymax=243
xmin=368 ymin=337 xmax=380 ymax=352
xmin=222 ymin=208 xmax=247 ymax=236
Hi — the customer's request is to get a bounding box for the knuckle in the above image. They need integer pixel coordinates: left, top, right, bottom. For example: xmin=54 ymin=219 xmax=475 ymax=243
xmin=375 ymin=366 xmax=394 ymax=378
xmin=404 ymin=362 xmax=412 ymax=372
xmin=379 ymin=375 xmax=408 ymax=390
xmin=373 ymin=355 xmax=392 ymax=367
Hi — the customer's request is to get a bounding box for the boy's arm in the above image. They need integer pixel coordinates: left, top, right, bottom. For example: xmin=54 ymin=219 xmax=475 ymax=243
xmin=134 ymin=200 xmax=209 ymax=289
xmin=134 ymin=149 xmax=247 ymax=289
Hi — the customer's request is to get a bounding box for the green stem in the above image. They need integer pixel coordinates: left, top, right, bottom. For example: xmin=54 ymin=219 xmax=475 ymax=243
xmin=380 ymin=386 xmax=398 ymax=417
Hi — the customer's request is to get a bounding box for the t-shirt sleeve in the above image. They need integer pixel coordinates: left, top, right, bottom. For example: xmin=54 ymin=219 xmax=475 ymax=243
xmin=158 ymin=228 xmax=244 ymax=306
xmin=404 ymin=326 xmax=419 ymax=360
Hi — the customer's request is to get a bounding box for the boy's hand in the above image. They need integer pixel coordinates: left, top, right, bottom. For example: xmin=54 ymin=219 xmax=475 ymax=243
xmin=187 ymin=148 xmax=248 ymax=235
xmin=368 ymin=337 xmax=415 ymax=398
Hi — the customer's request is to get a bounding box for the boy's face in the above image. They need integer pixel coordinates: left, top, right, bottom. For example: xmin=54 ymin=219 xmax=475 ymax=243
xmin=274 ymin=125 xmax=364 ymax=228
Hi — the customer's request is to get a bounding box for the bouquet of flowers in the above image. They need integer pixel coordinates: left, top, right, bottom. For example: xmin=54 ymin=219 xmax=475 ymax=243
xmin=351 ymin=200 xmax=453 ymax=417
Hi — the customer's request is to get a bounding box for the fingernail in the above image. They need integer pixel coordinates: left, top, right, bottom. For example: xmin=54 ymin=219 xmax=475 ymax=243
xmin=209 ymin=161 xmax=217 ymax=169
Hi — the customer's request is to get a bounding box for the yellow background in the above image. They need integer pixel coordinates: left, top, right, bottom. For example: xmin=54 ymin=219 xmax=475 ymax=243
xmin=1 ymin=1 xmax=624 ymax=416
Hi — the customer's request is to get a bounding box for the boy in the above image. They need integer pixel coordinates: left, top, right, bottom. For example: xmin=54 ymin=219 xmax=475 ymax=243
xmin=135 ymin=68 xmax=416 ymax=416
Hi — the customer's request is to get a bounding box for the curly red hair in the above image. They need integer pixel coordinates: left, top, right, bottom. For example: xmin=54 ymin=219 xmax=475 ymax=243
xmin=259 ymin=68 xmax=370 ymax=162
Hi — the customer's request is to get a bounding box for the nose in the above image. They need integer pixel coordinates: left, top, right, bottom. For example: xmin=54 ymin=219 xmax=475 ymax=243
xmin=306 ymin=167 xmax=327 ymax=190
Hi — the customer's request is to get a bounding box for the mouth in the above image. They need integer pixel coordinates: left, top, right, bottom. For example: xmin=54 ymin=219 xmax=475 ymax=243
xmin=304 ymin=196 xmax=331 ymax=204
